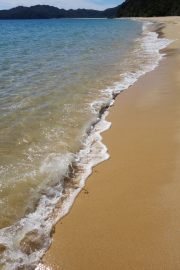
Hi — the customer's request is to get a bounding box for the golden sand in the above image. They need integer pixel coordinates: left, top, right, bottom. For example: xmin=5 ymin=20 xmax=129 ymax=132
xmin=43 ymin=17 xmax=180 ymax=270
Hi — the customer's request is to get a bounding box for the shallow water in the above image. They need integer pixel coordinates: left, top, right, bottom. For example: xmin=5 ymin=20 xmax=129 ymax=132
xmin=0 ymin=19 xmax=171 ymax=269
xmin=0 ymin=18 xmax=142 ymax=228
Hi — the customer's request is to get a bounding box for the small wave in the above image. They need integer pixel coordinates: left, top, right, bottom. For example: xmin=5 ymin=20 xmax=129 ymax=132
xmin=0 ymin=21 xmax=173 ymax=270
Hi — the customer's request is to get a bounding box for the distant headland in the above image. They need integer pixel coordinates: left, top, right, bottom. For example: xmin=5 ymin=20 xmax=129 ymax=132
xmin=0 ymin=0 xmax=179 ymax=19
xmin=0 ymin=5 xmax=119 ymax=19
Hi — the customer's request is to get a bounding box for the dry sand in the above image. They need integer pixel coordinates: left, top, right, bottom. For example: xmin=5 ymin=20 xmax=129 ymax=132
xmin=42 ymin=17 xmax=180 ymax=270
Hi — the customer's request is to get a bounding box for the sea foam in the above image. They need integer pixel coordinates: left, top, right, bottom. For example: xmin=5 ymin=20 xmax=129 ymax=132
xmin=0 ymin=20 xmax=172 ymax=270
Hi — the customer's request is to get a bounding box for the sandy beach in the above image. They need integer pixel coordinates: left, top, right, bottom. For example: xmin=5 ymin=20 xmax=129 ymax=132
xmin=42 ymin=17 xmax=180 ymax=270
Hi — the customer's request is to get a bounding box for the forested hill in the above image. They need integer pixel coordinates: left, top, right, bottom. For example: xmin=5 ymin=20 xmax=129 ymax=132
xmin=0 ymin=5 xmax=120 ymax=19
xmin=0 ymin=1 xmax=179 ymax=20
xmin=117 ymin=0 xmax=180 ymax=17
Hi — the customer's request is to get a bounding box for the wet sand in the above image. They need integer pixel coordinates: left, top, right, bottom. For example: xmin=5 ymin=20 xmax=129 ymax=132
xmin=43 ymin=17 xmax=180 ymax=270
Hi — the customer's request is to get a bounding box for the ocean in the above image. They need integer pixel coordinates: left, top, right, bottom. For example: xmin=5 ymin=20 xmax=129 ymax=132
xmin=0 ymin=18 xmax=170 ymax=269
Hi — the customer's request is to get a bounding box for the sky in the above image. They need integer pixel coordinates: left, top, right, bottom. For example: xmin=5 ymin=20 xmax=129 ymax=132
xmin=0 ymin=0 xmax=124 ymax=10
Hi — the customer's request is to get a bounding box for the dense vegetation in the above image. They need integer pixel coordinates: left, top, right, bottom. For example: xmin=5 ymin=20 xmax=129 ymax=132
xmin=117 ymin=0 xmax=180 ymax=17
xmin=0 ymin=1 xmax=179 ymax=20
xmin=0 ymin=5 xmax=119 ymax=19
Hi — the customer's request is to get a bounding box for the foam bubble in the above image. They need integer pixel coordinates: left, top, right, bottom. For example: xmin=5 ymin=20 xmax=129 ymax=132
xmin=0 ymin=21 xmax=173 ymax=270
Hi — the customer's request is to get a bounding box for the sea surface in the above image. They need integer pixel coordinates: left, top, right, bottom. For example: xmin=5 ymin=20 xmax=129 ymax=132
xmin=0 ymin=19 xmax=170 ymax=269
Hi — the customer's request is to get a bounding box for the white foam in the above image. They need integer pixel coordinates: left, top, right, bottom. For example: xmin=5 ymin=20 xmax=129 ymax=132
xmin=0 ymin=21 xmax=173 ymax=270
xmin=36 ymin=264 xmax=52 ymax=270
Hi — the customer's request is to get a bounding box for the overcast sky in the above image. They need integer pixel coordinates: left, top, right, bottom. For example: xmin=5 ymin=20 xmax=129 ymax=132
xmin=0 ymin=0 xmax=124 ymax=10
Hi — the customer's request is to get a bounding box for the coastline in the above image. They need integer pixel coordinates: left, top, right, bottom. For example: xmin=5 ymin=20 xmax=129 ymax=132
xmin=42 ymin=17 xmax=180 ymax=270
xmin=1 ymin=19 xmax=166 ymax=270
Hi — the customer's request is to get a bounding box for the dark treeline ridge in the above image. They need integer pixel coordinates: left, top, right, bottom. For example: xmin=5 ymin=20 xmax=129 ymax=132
xmin=117 ymin=0 xmax=180 ymax=17
xmin=0 ymin=1 xmax=179 ymax=20
xmin=0 ymin=5 xmax=119 ymax=19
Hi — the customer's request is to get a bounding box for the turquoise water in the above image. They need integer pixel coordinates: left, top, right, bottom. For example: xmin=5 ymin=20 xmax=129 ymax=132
xmin=1 ymin=18 xmax=170 ymax=269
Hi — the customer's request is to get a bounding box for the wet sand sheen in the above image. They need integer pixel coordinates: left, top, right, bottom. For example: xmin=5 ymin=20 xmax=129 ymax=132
xmin=43 ymin=17 xmax=180 ymax=269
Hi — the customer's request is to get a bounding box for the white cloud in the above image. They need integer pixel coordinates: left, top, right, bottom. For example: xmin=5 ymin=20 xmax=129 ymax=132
xmin=0 ymin=0 xmax=120 ymax=10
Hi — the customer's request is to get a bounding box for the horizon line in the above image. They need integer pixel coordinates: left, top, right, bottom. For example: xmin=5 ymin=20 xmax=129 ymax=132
xmin=0 ymin=3 xmax=120 ymax=12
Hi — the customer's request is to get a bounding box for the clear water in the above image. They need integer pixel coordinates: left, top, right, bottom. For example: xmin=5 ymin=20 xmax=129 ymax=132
xmin=0 ymin=19 xmax=142 ymax=229
xmin=0 ymin=18 xmax=171 ymax=269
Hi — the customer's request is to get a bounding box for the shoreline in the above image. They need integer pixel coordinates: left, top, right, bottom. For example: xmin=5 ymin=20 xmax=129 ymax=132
xmin=1 ymin=19 xmax=167 ymax=270
xmin=43 ymin=18 xmax=180 ymax=270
